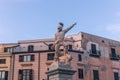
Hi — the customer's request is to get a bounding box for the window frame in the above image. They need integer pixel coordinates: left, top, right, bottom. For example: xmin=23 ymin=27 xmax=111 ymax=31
xmin=47 ymin=53 xmax=55 ymax=60
xmin=0 ymin=59 xmax=6 ymax=64
xmin=78 ymin=69 xmax=84 ymax=79
xmin=19 ymin=55 xmax=35 ymax=62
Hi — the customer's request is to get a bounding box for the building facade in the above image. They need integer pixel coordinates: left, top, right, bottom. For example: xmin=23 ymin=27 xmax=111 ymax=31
xmin=0 ymin=43 xmax=17 ymax=80
xmin=70 ymin=32 xmax=120 ymax=80
xmin=0 ymin=32 xmax=120 ymax=80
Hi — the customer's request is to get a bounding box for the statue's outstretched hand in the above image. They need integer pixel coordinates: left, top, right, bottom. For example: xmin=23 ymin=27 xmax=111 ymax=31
xmin=73 ymin=22 xmax=77 ymax=26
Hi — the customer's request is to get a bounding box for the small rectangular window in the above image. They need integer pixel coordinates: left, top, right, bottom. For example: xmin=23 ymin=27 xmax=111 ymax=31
xmin=93 ymin=70 xmax=99 ymax=80
xmin=68 ymin=45 xmax=72 ymax=50
xmin=47 ymin=53 xmax=54 ymax=60
xmin=78 ymin=69 xmax=84 ymax=79
xmin=49 ymin=44 xmax=53 ymax=50
xmin=28 ymin=45 xmax=34 ymax=52
xmin=78 ymin=54 xmax=82 ymax=61
xmin=31 ymin=55 xmax=35 ymax=61
xmin=114 ymin=72 xmax=119 ymax=80
xmin=4 ymin=47 xmax=10 ymax=52
xmin=0 ymin=59 xmax=6 ymax=64
xmin=111 ymin=48 xmax=116 ymax=54
xmin=91 ymin=44 xmax=97 ymax=54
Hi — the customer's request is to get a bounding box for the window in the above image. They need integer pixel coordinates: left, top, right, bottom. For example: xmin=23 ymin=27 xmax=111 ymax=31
xmin=114 ymin=72 xmax=119 ymax=80
xmin=78 ymin=54 xmax=82 ymax=61
xmin=48 ymin=44 xmax=53 ymax=50
xmin=0 ymin=59 xmax=6 ymax=64
xmin=4 ymin=47 xmax=10 ymax=52
xmin=93 ymin=70 xmax=99 ymax=80
xmin=19 ymin=55 xmax=35 ymax=62
xmin=68 ymin=45 xmax=72 ymax=50
xmin=0 ymin=71 xmax=8 ymax=80
xmin=78 ymin=69 xmax=84 ymax=79
xmin=111 ymin=48 xmax=116 ymax=54
xmin=110 ymin=48 xmax=119 ymax=60
xmin=18 ymin=69 xmax=33 ymax=80
xmin=28 ymin=45 xmax=34 ymax=52
xmin=47 ymin=53 xmax=54 ymax=60
xmin=91 ymin=44 xmax=97 ymax=54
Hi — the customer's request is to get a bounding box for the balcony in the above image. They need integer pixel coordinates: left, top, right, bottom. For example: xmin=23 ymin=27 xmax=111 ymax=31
xmin=109 ymin=53 xmax=119 ymax=60
xmin=89 ymin=50 xmax=101 ymax=58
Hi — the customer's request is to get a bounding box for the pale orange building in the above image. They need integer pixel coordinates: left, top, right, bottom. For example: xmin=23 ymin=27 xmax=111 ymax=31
xmin=0 ymin=43 xmax=17 ymax=80
xmin=1 ymin=32 xmax=120 ymax=80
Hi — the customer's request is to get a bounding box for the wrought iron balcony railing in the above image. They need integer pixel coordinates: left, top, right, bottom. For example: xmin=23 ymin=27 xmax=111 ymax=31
xmin=109 ymin=53 xmax=119 ymax=60
xmin=89 ymin=50 xmax=101 ymax=58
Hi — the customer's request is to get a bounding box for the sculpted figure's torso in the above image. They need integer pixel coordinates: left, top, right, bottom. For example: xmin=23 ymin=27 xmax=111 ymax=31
xmin=55 ymin=31 xmax=65 ymax=43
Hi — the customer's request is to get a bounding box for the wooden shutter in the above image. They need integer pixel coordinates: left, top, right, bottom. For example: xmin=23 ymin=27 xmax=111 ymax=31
xmin=18 ymin=70 xmax=23 ymax=80
xmin=19 ymin=55 xmax=23 ymax=62
xmin=5 ymin=71 xmax=8 ymax=80
xmin=31 ymin=55 xmax=35 ymax=61
xmin=30 ymin=69 xmax=33 ymax=80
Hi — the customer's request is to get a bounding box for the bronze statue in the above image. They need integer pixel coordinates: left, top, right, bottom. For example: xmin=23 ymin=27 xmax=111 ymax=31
xmin=54 ymin=22 xmax=76 ymax=61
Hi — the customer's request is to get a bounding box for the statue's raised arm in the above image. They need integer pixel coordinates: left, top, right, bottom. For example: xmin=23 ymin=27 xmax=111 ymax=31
xmin=64 ymin=22 xmax=77 ymax=33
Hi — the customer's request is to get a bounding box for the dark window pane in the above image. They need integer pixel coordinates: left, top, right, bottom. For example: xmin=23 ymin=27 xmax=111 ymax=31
xmin=78 ymin=54 xmax=82 ymax=61
xmin=111 ymin=48 xmax=116 ymax=54
xmin=47 ymin=53 xmax=54 ymax=60
xmin=0 ymin=59 xmax=6 ymax=64
xmin=19 ymin=55 xmax=23 ymax=62
xmin=4 ymin=47 xmax=10 ymax=52
xmin=114 ymin=72 xmax=119 ymax=80
xmin=31 ymin=55 xmax=35 ymax=61
xmin=30 ymin=69 xmax=33 ymax=80
xmin=68 ymin=45 xmax=72 ymax=50
xmin=78 ymin=69 xmax=84 ymax=79
xmin=49 ymin=44 xmax=53 ymax=50
xmin=5 ymin=71 xmax=8 ymax=80
xmin=91 ymin=44 xmax=97 ymax=54
xmin=93 ymin=70 xmax=99 ymax=80
xmin=28 ymin=45 xmax=34 ymax=52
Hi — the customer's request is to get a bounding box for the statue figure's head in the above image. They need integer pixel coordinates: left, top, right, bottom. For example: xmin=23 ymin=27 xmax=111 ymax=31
xmin=58 ymin=22 xmax=63 ymax=32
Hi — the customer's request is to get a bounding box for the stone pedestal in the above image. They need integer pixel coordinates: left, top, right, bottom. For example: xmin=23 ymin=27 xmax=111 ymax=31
xmin=46 ymin=61 xmax=76 ymax=80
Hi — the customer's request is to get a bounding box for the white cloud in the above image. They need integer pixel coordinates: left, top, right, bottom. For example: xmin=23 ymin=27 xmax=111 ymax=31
xmin=106 ymin=23 xmax=120 ymax=34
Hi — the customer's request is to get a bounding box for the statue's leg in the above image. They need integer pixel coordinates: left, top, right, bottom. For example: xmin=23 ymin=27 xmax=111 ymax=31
xmin=55 ymin=44 xmax=60 ymax=61
xmin=63 ymin=42 xmax=68 ymax=55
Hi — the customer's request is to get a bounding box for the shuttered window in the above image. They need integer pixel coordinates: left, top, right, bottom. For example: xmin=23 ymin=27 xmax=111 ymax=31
xmin=19 ymin=55 xmax=35 ymax=62
xmin=18 ymin=69 xmax=33 ymax=80
xmin=0 ymin=71 xmax=8 ymax=80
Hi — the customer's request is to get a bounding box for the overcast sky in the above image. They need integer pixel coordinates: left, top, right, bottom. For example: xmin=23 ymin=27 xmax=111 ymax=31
xmin=0 ymin=0 xmax=120 ymax=43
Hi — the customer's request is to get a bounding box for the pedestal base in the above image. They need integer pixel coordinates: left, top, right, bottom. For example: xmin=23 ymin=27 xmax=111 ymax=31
xmin=46 ymin=61 xmax=76 ymax=80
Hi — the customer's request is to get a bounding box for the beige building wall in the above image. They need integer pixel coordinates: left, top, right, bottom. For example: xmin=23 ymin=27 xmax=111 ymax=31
xmin=0 ymin=43 xmax=17 ymax=80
